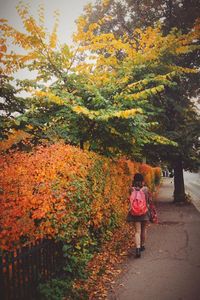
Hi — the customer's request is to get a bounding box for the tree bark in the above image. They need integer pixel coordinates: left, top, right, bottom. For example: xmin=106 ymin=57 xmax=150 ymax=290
xmin=80 ymin=139 xmax=84 ymax=149
xmin=164 ymin=0 xmax=173 ymax=34
xmin=173 ymin=156 xmax=186 ymax=202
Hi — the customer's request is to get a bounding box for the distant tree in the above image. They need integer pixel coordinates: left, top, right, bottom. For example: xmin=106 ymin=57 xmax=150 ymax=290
xmin=82 ymin=0 xmax=200 ymax=35
xmin=0 ymin=75 xmax=29 ymax=139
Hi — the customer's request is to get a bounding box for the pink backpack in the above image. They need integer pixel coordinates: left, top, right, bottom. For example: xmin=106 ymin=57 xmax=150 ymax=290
xmin=130 ymin=188 xmax=148 ymax=216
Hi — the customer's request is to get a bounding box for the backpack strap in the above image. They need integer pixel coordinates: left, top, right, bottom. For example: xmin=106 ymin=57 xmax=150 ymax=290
xmin=130 ymin=187 xmax=139 ymax=206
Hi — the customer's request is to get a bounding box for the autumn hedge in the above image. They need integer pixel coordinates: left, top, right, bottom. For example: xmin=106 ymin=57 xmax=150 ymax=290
xmin=0 ymin=143 xmax=161 ymax=253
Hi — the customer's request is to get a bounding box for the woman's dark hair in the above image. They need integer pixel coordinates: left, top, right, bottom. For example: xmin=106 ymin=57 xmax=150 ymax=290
xmin=132 ymin=173 xmax=144 ymax=187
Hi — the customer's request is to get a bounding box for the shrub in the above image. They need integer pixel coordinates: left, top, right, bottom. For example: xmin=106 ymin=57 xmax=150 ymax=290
xmin=0 ymin=143 xmax=161 ymax=297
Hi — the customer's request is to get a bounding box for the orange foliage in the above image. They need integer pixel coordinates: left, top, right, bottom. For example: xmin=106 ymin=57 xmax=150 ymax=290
xmin=0 ymin=130 xmax=31 ymax=151
xmin=0 ymin=143 xmax=161 ymax=250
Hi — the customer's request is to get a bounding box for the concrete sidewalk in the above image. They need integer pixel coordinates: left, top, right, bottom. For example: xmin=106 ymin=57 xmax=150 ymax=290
xmin=108 ymin=178 xmax=200 ymax=300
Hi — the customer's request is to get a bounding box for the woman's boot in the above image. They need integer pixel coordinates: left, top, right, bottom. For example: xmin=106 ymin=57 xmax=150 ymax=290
xmin=135 ymin=248 xmax=141 ymax=258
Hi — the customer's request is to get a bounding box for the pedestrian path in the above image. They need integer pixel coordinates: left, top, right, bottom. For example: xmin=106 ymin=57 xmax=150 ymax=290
xmin=108 ymin=178 xmax=200 ymax=300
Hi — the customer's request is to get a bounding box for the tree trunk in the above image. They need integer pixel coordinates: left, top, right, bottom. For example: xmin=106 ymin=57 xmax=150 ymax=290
xmin=80 ymin=139 xmax=84 ymax=149
xmin=164 ymin=0 xmax=173 ymax=34
xmin=173 ymin=157 xmax=186 ymax=202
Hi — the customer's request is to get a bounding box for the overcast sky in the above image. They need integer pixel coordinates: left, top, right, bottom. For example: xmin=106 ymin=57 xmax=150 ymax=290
xmin=0 ymin=0 xmax=96 ymax=44
xmin=0 ymin=0 xmax=96 ymax=82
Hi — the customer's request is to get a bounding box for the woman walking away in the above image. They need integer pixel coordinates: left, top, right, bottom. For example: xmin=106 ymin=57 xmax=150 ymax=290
xmin=127 ymin=173 xmax=151 ymax=258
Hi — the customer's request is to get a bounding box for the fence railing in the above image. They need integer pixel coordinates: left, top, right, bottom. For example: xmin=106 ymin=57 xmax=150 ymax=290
xmin=0 ymin=239 xmax=64 ymax=300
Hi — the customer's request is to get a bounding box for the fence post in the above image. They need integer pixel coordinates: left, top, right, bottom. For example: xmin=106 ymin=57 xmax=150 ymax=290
xmin=0 ymin=239 xmax=64 ymax=300
xmin=0 ymin=254 xmax=5 ymax=300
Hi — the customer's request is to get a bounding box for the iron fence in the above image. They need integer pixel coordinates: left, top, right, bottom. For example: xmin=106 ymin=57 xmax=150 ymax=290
xmin=0 ymin=239 xmax=64 ymax=300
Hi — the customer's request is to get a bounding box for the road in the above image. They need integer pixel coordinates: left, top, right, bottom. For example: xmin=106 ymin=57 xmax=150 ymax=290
xmin=184 ymin=171 xmax=200 ymax=212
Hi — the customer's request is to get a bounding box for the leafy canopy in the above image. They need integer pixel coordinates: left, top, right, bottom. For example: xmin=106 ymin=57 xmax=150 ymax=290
xmin=0 ymin=1 xmax=199 ymax=157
